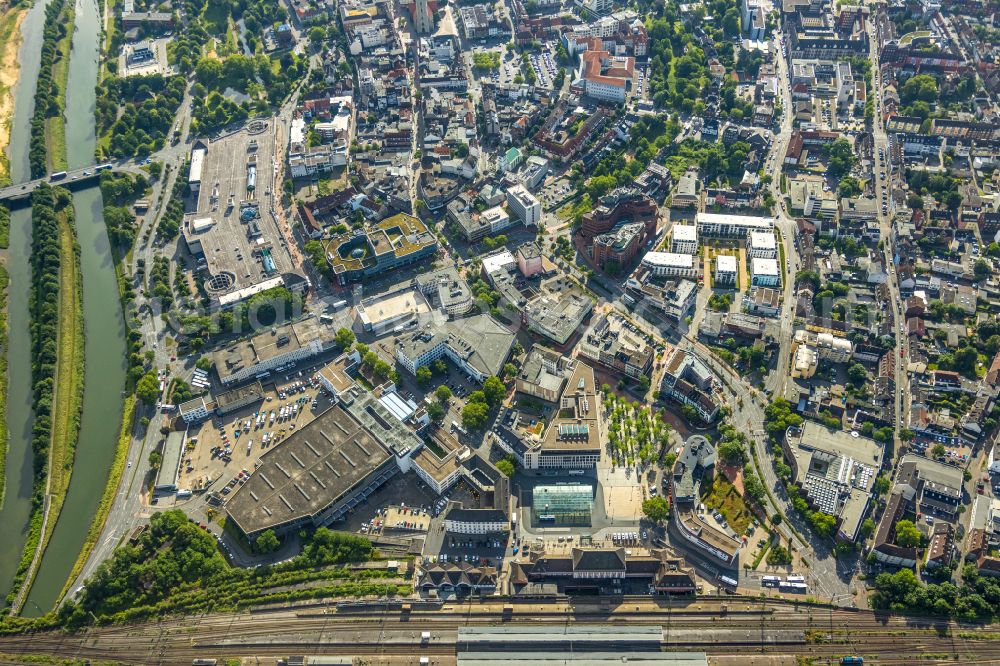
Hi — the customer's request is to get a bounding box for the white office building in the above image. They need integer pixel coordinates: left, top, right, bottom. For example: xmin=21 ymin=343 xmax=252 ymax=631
xmin=715 ymin=255 xmax=738 ymax=285
xmin=641 ymin=252 xmax=697 ymax=278
xmin=507 ymin=184 xmax=541 ymax=227
xmin=481 ymin=206 xmax=513 ymax=234
xmin=697 ymin=212 xmax=774 ymax=238
xmin=443 ymin=508 xmax=509 ymax=534
xmin=747 ymin=231 xmax=778 ymax=259
xmin=671 ymin=225 xmax=698 ymax=254
xmin=178 ymin=396 xmax=212 ymax=424
xmin=189 ymin=145 xmax=206 ymax=194
xmin=750 ymin=257 xmax=780 ymax=287
xmin=574 ymin=0 xmax=613 ymax=17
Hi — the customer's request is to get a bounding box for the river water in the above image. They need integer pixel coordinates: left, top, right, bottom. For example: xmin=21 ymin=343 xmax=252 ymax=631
xmin=0 ymin=0 xmax=55 ymax=610
xmin=20 ymin=0 xmax=128 ymax=615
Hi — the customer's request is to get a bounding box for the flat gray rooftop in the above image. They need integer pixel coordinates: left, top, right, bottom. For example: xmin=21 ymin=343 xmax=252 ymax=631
xmin=155 ymin=431 xmax=185 ymax=491
xmin=226 ymin=398 xmax=395 ymax=536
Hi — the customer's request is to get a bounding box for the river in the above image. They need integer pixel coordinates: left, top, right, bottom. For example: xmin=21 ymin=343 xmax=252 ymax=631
xmin=20 ymin=0 xmax=128 ymax=615
xmin=0 ymin=0 xmax=55 ymax=610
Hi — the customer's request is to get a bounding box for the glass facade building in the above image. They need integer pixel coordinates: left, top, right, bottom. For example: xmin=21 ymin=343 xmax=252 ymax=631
xmin=531 ymin=483 xmax=593 ymax=527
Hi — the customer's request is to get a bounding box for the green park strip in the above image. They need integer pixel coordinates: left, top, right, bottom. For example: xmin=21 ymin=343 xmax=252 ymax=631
xmin=36 ymin=207 xmax=86 ymax=557
xmin=4 ymin=185 xmax=84 ymax=610
xmin=27 ymin=0 xmax=68 ymax=178
xmin=44 ymin=5 xmax=74 ymax=173
xmin=51 ymin=169 xmax=158 ymax=606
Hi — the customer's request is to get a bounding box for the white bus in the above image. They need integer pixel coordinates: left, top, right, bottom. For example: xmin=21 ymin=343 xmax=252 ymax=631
xmin=785 ymin=575 xmax=806 ymax=583
xmin=761 ymin=575 xmax=781 ymax=587
xmin=718 ymin=575 xmax=738 ymax=589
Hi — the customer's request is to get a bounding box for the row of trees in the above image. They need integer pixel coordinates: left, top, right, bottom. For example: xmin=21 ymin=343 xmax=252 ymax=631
xmin=0 ymin=203 xmax=9 ymax=248
xmin=147 ymin=255 xmax=173 ymax=309
xmin=28 ymin=0 xmax=69 ymax=178
xmin=303 ymin=240 xmax=334 ymax=281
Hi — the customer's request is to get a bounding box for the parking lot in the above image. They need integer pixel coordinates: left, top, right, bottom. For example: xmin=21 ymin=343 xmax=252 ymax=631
xmin=419 ymin=478 xmax=512 ymax=566
xmin=177 ymin=375 xmax=337 ymax=496
xmin=633 ymin=64 xmax=648 ymax=101
xmin=473 ymin=45 xmax=520 ymax=87
xmin=370 ymin=505 xmax=431 ymax=536
xmin=539 ymin=177 xmax=575 ymax=213
xmin=526 ymin=44 xmax=559 ymax=89
xmin=335 ymin=472 xmax=443 ymax=535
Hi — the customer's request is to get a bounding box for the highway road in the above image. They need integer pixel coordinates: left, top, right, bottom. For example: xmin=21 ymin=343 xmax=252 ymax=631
xmin=2 ymin=599 xmax=999 ymax=665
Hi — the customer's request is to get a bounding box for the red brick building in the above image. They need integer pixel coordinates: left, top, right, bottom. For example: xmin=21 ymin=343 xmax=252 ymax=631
xmin=580 ymin=188 xmax=657 ymax=239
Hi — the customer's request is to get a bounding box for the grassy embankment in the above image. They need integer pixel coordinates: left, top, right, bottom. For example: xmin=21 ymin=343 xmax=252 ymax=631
xmin=28 ymin=0 xmax=68 ymax=179
xmin=43 ymin=206 xmax=86 ymax=541
xmin=0 ymin=258 xmax=8 ymax=506
xmin=44 ymin=4 xmax=75 ymax=173
xmin=0 ymin=203 xmax=9 ymax=505
xmin=0 ymin=6 xmax=28 ymax=186
xmin=55 ymin=395 xmax=135 ymax=605
xmin=5 ymin=185 xmax=84 ymax=609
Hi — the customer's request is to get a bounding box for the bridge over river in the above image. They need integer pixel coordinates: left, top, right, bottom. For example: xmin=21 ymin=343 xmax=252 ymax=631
xmin=0 ymin=162 xmax=148 ymax=207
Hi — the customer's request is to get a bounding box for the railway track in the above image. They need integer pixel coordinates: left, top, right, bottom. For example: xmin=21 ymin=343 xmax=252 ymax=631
xmin=6 ymin=630 xmax=1000 ymax=666
xmin=1 ymin=602 xmax=997 ymax=666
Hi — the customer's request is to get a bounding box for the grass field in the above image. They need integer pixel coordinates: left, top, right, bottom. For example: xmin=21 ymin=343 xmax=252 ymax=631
xmin=0 ymin=263 xmax=8 ymax=505
xmin=44 ymin=6 xmax=74 ymax=173
xmin=700 ymin=473 xmax=753 ymax=534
